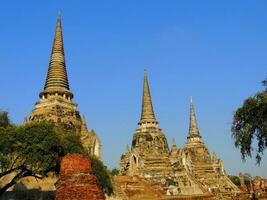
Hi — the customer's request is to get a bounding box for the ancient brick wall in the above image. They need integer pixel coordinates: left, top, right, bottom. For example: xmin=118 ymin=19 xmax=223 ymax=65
xmin=55 ymin=153 xmax=105 ymax=200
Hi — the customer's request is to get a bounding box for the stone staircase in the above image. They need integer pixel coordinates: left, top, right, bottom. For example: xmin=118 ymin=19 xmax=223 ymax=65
xmin=191 ymin=162 xmax=218 ymax=181
xmin=111 ymin=179 xmax=129 ymax=200
xmin=189 ymin=162 xmax=240 ymax=198
xmin=113 ymin=175 xmax=165 ymax=199
xmin=142 ymin=155 xmax=173 ymax=174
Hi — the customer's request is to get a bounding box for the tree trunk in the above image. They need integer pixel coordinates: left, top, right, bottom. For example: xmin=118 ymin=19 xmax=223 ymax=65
xmin=0 ymin=170 xmax=31 ymax=197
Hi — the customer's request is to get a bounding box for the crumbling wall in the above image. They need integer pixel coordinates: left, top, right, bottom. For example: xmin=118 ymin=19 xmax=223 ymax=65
xmin=55 ymin=153 xmax=105 ymax=200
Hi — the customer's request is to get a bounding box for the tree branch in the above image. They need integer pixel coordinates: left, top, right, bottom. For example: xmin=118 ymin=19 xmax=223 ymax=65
xmin=0 ymin=165 xmax=43 ymax=197
xmin=0 ymin=165 xmax=22 ymax=178
xmin=0 ymin=170 xmax=25 ymax=197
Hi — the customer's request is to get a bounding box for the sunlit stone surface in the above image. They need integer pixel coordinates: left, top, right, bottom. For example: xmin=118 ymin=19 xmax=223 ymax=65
xmin=119 ymin=71 xmax=240 ymax=198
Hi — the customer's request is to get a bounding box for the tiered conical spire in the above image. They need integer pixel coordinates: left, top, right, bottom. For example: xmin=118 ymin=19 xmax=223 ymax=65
xmin=171 ymin=138 xmax=178 ymax=151
xmin=81 ymin=115 xmax=88 ymax=132
xmin=139 ymin=70 xmax=157 ymax=124
xmin=40 ymin=14 xmax=73 ymax=99
xmin=188 ymin=97 xmax=201 ymax=138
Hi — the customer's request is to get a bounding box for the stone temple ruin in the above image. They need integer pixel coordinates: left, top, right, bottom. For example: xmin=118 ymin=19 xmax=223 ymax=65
xmin=1 ymin=14 xmax=247 ymax=200
xmin=3 ymin=15 xmax=102 ymax=197
xmin=25 ymin=14 xmax=101 ymax=158
xmin=120 ymin=71 xmax=240 ymax=198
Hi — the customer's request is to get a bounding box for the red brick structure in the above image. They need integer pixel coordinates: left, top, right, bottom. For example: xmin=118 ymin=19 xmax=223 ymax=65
xmin=55 ymin=153 xmax=105 ymax=200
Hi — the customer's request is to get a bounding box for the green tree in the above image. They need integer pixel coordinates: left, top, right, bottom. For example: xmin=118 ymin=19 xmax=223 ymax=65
xmin=228 ymin=174 xmax=253 ymax=186
xmin=263 ymin=78 xmax=267 ymax=91
xmin=232 ymin=80 xmax=267 ymax=164
xmin=91 ymin=157 xmax=113 ymax=196
xmin=243 ymin=173 xmax=253 ymax=185
xmin=228 ymin=175 xmax=241 ymax=186
xmin=57 ymin=130 xmax=85 ymax=155
xmin=0 ymin=113 xmax=84 ymax=196
xmin=110 ymin=168 xmax=119 ymax=176
xmin=0 ymin=111 xmax=10 ymax=128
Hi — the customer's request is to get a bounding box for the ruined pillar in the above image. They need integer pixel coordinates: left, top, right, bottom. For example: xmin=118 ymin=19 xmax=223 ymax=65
xmin=55 ymin=153 xmax=105 ymax=200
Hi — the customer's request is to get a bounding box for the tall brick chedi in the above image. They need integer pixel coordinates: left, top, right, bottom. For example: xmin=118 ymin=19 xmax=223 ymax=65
xmin=27 ymin=14 xmax=101 ymax=158
xmin=120 ymin=71 xmax=240 ymax=198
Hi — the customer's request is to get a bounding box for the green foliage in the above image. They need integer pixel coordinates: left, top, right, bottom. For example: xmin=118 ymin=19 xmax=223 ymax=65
xmin=232 ymin=91 xmax=267 ymax=164
xmin=0 ymin=123 xmax=61 ymax=175
xmin=0 ymin=119 xmax=85 ymax=195
xmin=57 ymin=130 xmax=85 ymax=156
xmin=243 ymin=173 xmax=253 ymax=185
xmin=0 ymin=112 xmax=10 ymax=128
xmin=228 ymin=175 xmax=241 ymax=186
xmin=110 ymin=168 xmax=119 ymax=176
xmin=91 ymin=157 xmax=113 ymax=196
xmin=228 ymin=174 xmax=253 ymax=187
xmin=262 ymin=78 xmax=267 ymax=91
xmin=0 ymin=122 xmax=62 ymax=195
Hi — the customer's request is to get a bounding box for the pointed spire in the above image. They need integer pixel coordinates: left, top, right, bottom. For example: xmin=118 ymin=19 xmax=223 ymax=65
xmin=40 ymin=13 xmax=73 ymax=99
xmin=23 ymin=115 xmax=28 ymax=125
xmin=172 ymin=138 xmax=177 ymax=146
xmin=126 ymin=144 xmax=130 ymax=152
xmin=82 ymin=115 xmax=87 ymax=125
xmin=212 ymin=151 xmax=217 ymax=160
xmin=90 ymin=129 xmax=97 ymax=136
xmin=188 ymin=97 xmax=201 ymax=138
xmin=139 ymin=70 xmax=157 ymax=124
xmin=81 ymin=115 xmax=88 ymax=134
xmin=171 ymin=138 xmax=178 ymax=151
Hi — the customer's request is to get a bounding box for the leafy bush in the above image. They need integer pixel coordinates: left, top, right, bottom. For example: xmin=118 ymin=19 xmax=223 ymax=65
xmin=0 ymin=112 xmax=85 ymax=195
xmin=228 ymin=175 xmax=241 ymax=186
xmin=91 ymin=157 xmax=113 ymax=196
xmin=110 ymin=168 xmax=119 ymax=176
xmin=0 ymin=111 xmax=10 ymax=128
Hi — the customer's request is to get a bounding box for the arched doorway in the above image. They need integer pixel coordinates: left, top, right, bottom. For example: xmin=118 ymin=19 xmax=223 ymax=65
xmin=129 ymin=154 xmax=138 ymax=175
xmin=91 ymin=138 xmax=100 ymax=158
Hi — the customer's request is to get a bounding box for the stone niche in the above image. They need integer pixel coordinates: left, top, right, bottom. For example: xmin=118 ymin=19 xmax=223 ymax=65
xmin=55 ymin=153 xmax=105 ymax=200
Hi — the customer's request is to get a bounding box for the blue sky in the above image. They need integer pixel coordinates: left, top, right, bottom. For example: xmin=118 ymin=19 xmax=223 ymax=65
xmin=0 ymin=1 xmax=266 ymax=177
